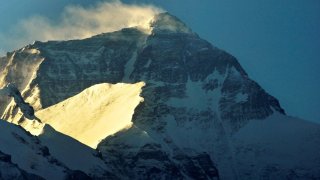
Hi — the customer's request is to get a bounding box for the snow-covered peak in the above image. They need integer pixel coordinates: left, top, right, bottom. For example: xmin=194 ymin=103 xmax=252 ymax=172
xmin=150 ymin=12 xmax=194 ymax=34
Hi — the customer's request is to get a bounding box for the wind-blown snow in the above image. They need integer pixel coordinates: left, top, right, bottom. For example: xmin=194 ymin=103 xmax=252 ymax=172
xmin=24 ymin=82 xmax=145 ymax=148
xmin=0 ymin=1 xmax=162 ymax=52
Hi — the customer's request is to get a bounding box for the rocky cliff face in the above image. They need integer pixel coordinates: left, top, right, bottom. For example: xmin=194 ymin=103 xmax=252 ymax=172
xmin=0 ymin=12 xmax=319 ymax=179
xmin=0 ymin=83 xmax=36 ymax=121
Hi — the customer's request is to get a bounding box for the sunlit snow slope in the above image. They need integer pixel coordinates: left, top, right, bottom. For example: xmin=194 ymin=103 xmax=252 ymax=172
xmin=22 ymin=82 xmax=144 ymax=148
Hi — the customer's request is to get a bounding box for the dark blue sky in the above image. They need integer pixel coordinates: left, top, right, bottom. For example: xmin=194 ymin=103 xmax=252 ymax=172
xmin=0 ymin=0 xmax=319 ymax=123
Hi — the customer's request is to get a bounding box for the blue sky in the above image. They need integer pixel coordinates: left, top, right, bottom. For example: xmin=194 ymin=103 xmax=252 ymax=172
xmin=0 ymin=0 xmax=319 ymax=123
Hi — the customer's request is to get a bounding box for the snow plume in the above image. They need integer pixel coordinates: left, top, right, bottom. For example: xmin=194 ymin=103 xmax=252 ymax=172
xmin=0 ymin=0 xmax=162 ymax=53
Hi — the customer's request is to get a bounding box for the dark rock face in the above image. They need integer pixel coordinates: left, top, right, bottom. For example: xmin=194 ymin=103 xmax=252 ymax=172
xmin=0 ymin=151 xmax=11 ymax=163
xmin=0 ymin=83 xmax=35 ymax=120
xmin=65 ymin=170 xmax=92 ymax=180
xmin=173 ymin=153 xmax=219 ymax=180
xmin=97 ymin=126 xmax=219 ymax=180
xmin=220 ymin=73 xmax=285 ymax=131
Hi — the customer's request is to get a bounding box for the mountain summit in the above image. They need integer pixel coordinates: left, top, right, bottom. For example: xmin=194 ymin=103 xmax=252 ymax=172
xmin=151 ymin=12 xmax=194 ymax=34
xmin=0 ymin=13 xmax=319 ymax=179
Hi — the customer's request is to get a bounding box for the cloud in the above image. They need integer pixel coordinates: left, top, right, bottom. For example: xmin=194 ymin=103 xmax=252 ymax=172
xmin=0 ymin=0 xmax=162 ymax=54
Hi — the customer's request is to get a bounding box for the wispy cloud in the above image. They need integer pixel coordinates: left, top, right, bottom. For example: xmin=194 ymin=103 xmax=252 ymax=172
xmin=0 ymin=0 xmax=162 ymax=54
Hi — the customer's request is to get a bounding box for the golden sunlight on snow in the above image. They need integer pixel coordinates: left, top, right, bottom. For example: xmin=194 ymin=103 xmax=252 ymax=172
xmin=29 ymin=82 xmax=144 ymax=148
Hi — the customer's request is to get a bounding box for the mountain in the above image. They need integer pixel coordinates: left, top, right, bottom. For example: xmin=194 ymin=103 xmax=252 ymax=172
xmin=0 ymin=12 xmax=319 ymax=179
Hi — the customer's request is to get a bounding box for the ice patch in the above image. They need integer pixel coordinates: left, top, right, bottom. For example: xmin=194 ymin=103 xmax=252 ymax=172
xmin=144 ymin=58 xmax=152 ymax=68
xmin=123 ymin=51 xmax=138 ymax=81
xmin=168 ymin=70 xmax=225 ymax=111
xmin=235 ymin=92 xmax=248 ymax=103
